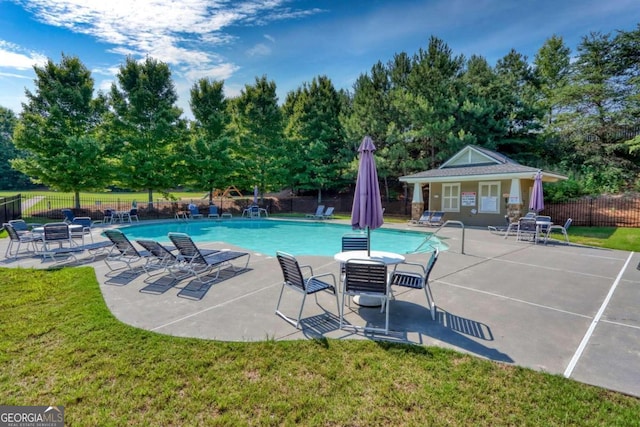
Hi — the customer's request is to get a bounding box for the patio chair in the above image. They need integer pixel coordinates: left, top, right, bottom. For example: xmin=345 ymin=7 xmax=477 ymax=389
xmin=3 ymin=223 xmax=40 ymax=258
xmin=390 ymin=248 xmax=439 ymax=320
xmin=128 ymin=208 xmax=139 ymax=222
xmin=103 ymin=229 xmax=152 ymax=273
xmin=188 ymin=205 xmax=203 ymax=219
xmin=8 ymin=219 xmax=39 ymax=234
xmin=168 ymin=232 xmax=250 ymax=285
xmin=61 ymin=209 xmax=75 ymax=224
xmin=340 ymin=259 xmax=390 ymax=335
xmin=36 ymin=222 xmax=111 ymax=262
xmin=545 ymin=218 xmax=572 ymax=245
xmin=207 ymin=205 xmax=220 ymax=218
xmin=275 ymin=251 xmax=339 ymax=329
xmin=305 ymin=205 xmax=325 ymax=219
xmin=70 ymin=216 xmax=95 ymax=245
xmin=339 ymin=233 xmax=369 ymax=282
xmin=516 ymin=217 xmax=538 ymax=242
xmin=103 ymin=209 xmax=115 ymax=224
xmin=535 ymin=215 xmax=552 ymax=235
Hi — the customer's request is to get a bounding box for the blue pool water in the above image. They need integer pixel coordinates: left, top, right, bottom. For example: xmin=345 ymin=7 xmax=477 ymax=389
xmin=119 ymin=219 xmax=445 ymax=257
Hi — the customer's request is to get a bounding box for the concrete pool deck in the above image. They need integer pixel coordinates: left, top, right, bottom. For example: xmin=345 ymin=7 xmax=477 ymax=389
xmin=2 ymin=219 xmax=639 ymax=398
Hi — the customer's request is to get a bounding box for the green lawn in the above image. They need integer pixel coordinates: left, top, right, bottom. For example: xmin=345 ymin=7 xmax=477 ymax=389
xmin=566 ymin=227 xmax=640 ymax=252
xmin=1 ymin=267 xmax=638 ymax=425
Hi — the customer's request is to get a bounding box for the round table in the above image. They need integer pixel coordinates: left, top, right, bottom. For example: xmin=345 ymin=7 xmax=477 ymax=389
xmin=32 ymin=224 xmax=84 ymax=235
xmin=334 ymin=250 xmax=405 ymax=307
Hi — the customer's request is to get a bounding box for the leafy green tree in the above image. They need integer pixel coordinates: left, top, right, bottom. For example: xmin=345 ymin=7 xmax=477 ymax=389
xmin=227 ymin=76 xmax=284 ymax=197
xmin=493 ymin=49 xmax=543 ymax=163
xmin=12 ymin=54 xmax=109 ymax=207
xmin=400 ymin=36 xmax=467 ymax=168
xmin=105 ymin=56 xmax=186 ymax=207
xmin=534 ymin=35 xmax=571 ymax=126
xmin=283 ymin=76 xmax=348 ymax=203
xmin=0 ymin=106 xmax=32 ymax=190
xmin=553 ymin=32 xmax=637 ymax=192
xmin=185 ymin=78 xmax=235 ymax=203
xmin=459 ymin=55 xmax=508 ymax=148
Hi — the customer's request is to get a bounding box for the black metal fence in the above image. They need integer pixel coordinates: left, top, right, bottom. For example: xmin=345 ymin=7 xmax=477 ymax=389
xmin=0 ymin=194 xmax=22 ymax=224
xmin=6 ymin=192 xmax=640 ymax=227
xmin=541 ymin=195 xmax=640 ymax=227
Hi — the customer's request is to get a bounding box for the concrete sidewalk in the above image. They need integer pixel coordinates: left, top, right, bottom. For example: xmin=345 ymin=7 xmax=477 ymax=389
xmin=2 ymin=221 xmax=639 ymax=397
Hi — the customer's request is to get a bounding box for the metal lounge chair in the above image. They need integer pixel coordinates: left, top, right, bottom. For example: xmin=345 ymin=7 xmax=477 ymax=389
xmin=135 ymin=239 xmax=181 ymax=280
xmin=411 ymin=210 xmax=433 ymax=225
xmin=340 ymin=259 xmax=390 ymax=334
xmin=425 ymin=211 xmax=445 ymax=226
xmin=168 ymin=232 xmax=250 ymax=285
xmin=275 ymin=251 xmax=339 ymax=329
xmin=61 ymin=209 xmax=75 ymax=223
xmin=321 ymin=207 xmax=335 ymax=219
xmin=389 ymin=248 xmax=439 ymax=320
xmin=103 ymin=229 xmax=151 ymax=273
xmin=305 ymin=205 xmax=325 ymax=219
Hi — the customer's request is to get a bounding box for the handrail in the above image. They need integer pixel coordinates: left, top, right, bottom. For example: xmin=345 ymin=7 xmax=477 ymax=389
xmin=411 ymin=219 xmax=466 ymax=255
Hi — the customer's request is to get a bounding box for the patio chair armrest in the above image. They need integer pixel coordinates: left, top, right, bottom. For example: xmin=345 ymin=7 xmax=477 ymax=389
xmin=299 ymin=264 xmax=314 ymax=276
xmin=396 ymin=260 xmax=428 ymax=274
xmin=309 ymin=272 xmax=337 ymax=286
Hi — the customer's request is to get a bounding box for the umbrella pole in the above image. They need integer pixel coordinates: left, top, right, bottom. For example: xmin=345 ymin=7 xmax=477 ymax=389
xmin=367 ymin=226 xmax=371 ymax=256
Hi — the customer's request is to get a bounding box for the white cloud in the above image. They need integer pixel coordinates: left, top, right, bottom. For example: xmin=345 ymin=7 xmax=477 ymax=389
xmin=0 ymin=71 xmax=32 ymax=79
xmin=183 ymin=63 xmax=240 ymax=82
xmin=0 ymin=40 xmax=47 ymax=69
xmin=246 ymin=43 xmax=271 ymax=57
xmin=16 ymin=0 xmax=322 ymax=73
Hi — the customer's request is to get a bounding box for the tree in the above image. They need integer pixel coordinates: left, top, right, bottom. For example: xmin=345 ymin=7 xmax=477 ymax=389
xmin=493 ymin=49 xmax=543 ymax=163
xmin=0 ymin=106 xmax=32 ymax=190
xmin=105 ymin=56 xmax=186 ymax=207
xmin=534 ymin=35 xmax=571 ymax=126
xmin=185 ymin=78 xmax=235 ymax=203
xmin=228 ymin=76 xmax=284 ymax=197
xmin=553 ymin=32 xmax=637 ymax=192
xmin=400 ymin=36 xmax=466 ymax=168
xmin=283 ymin=76 xmax=348 ymax=202
xmin=12 ymin=54 xmax=109 ymax=207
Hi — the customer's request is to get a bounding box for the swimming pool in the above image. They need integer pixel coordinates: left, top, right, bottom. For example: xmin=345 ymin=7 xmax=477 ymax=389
xmin=118 ymin=219 xmax=445 ymax=257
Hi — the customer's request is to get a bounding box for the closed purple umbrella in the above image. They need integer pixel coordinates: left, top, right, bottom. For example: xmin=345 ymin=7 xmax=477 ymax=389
xmin=351 ymin=136 xmax=384 ymax=255
xmin=529 ymin=171 xmax=544 ymax=213
xmin=253 ymin=185 xmax=258 ymax=205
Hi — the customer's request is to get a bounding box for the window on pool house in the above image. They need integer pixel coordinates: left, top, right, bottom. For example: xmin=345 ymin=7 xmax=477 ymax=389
xmin=478 ymin=181 xmax=500 ymax=214
xmin=442 ymin=183 xmax=460 ymax=212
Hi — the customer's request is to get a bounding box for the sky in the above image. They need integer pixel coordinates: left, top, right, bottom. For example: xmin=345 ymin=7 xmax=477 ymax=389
xmin=0 ymin=0 xmax=638 ymax=119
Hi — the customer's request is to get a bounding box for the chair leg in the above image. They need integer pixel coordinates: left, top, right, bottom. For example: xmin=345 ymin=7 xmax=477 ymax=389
xmin=383 ymin=296 xmax=389 ymax=334
xmin=424 ymin=285 xmax=436 ymax=320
